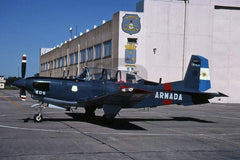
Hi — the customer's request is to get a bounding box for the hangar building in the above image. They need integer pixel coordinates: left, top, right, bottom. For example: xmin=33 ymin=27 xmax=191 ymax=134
xmin=40 ymin=0 xmax=240 ymax=103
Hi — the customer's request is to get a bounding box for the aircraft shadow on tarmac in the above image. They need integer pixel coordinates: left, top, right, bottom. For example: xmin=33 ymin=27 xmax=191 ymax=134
xmin=23 ymin=113 xmax=215 ymax=130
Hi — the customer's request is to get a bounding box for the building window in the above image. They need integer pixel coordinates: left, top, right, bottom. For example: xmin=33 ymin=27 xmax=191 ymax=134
xmin=54 ymin=59 xmax=57 ymax=69
xmin=44 ymin=63 xmax=47 ymax=71
xmin=104 ymin=40 xmax=111 ymax=57
xmin=94 ymin=44 xmax=101 ymax=59
xmin=50 ymin=61 xmax=53 ymax=69
xmin=87 ymin=47 xmax=93 ymax=61
xmin=58 ymin=58 xmax=61 ymax=68
xmin=70 ymin=54 xmax=74 ymax=65
xmin=47 ymin=62 xmax=50 ymax=70
xmin=64 ymin=56 xmax=68 ymax=66
xmin=43 ymin=63 xmax=45 ymax=71
xmin=43 ymin=63 xmax=47 ymax=71
xmin=81 ymin=49 xmax=86 ymax=63
xmin=74 ymin=52 xmax=78 ymax=64
xmin=128 ymin=38 xmax=137 ymax=43
xmin=41 ymin=64 xmax=45 ymax=72
xmin=61 ymin=57 xmax=64 ymax=67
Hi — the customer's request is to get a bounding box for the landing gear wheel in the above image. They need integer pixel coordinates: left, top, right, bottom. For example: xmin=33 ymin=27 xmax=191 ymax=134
xmin=34 ymin=113 xmax=43 ymax=122
xmin=101 ymin=115 xmax=114 ymax=123
xmin=84 ymin=107 xmax=96 ymax=120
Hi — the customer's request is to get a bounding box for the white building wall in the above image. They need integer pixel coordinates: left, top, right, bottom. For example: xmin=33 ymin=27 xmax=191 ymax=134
xmin=143 ymin=0 xmax=185 ymax=83
xmin=182 ymin=0 xmax=240 ymax=103
xmin=211 ymin=4 xmax=240 ymax=103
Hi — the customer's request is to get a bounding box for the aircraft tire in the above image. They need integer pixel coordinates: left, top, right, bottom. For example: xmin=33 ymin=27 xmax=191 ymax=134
xmin=101 ymin=115 xmax=114 ymax=123
xmin=34 ymin=113 xmax=43 ymax=122
xmin=84 ymin=112 xmax=95 ymax=120
xmin=84 ymin=107 xmax=96 ymax=119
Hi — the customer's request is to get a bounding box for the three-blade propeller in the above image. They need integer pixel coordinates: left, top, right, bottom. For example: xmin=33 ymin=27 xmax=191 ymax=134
xmin=20 ymin=54 xmax=27 ymax=101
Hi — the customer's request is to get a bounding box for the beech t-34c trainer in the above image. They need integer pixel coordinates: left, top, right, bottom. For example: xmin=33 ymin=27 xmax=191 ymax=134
xmin=13 ymin=54 xmax=227 ymax=122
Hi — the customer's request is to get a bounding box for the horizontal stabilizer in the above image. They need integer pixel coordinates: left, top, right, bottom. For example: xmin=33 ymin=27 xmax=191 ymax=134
xmin=216 ymin=92 xmax=228 ymax=97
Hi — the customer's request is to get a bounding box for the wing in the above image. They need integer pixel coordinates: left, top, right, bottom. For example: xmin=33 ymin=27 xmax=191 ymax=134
xmin=101 ymin=87 xmax=154 ymax=108
xmin=67 ymin=86 xmax=155 ymax=108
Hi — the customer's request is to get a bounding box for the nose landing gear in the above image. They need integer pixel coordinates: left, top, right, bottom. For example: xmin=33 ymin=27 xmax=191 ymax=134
xmin=31 ymin=102 xmax=45 ymax=123
xmin=34 ymin=113 xmax=43 ymax=122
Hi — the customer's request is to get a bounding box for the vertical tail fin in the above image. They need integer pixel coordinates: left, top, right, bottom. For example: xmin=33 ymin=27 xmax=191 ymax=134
xmin=184 ymin=55 xmax=211 ymax=92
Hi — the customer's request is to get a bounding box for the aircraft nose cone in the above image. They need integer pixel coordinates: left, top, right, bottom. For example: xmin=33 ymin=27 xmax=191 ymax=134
xmin=13 ymin=79 xmax=26 ymax=88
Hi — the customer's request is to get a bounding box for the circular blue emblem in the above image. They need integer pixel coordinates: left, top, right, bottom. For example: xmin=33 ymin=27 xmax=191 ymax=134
xmin=122 ymin=14 xmax=141 ymax=35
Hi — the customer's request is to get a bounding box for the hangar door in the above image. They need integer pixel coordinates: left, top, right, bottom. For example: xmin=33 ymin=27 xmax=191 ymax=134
xmin=212 ymin=6 xmax=240 ymax=103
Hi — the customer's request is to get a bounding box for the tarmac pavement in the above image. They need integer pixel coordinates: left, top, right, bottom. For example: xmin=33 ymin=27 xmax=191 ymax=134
xmin=0 ymin=90 xmax=240 ymax=160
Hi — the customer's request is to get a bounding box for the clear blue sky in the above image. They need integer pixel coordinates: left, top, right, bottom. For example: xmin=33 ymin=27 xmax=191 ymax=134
xmin=0 ymin=0 xmax=139 ymax=78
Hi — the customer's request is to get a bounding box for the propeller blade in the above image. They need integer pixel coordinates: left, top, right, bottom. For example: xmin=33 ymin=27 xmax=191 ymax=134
xmin=20 ymin=89 xmax=26 ymax=101
xmin=21 ymin=54 xmax=27 ymax=78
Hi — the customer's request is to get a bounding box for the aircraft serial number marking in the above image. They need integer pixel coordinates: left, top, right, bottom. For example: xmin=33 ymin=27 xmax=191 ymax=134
xmin=34 ymin=90 xmax=46 ymax=96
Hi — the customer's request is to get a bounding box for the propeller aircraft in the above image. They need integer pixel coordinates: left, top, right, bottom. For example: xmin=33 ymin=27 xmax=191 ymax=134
xmin=13 ymin=54 xmax=227 ymax=122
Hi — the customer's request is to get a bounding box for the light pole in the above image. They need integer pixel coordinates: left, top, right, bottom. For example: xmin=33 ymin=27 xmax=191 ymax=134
xmin=182 ymin=0 xmax=189 ymax=80
xmin=69 ymin=27 xmax=72 ymax=39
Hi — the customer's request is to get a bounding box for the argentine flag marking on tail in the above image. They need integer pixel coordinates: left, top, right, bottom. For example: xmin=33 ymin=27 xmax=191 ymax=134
xmin=200 ymin=68 xmax=210 ymax=80
xmin=198 ymin=55 xmax=211 ymax=91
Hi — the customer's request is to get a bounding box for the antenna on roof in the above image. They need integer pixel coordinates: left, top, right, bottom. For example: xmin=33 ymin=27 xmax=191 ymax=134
xmin=75 ymin=25 xmax=78 ymax=36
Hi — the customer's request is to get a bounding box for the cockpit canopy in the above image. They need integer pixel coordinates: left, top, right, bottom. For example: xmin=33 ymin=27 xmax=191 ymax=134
xmin=76 ymin=67 xmax=142 ymax=84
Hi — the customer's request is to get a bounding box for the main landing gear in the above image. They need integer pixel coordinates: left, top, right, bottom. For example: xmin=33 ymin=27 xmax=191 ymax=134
xmin=84 ymin=106 xmax=97 ymax=120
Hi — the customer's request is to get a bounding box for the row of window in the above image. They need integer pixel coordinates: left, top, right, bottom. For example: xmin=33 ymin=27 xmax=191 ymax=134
xmin=41 ymin=40 xmax=112 ymax=72
xmin=80 ymin=40 xmax=111 ymax=62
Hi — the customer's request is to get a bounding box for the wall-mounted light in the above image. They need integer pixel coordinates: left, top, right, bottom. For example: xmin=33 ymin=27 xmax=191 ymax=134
xmin=153 ymin=48 xmax=157 ymax=54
